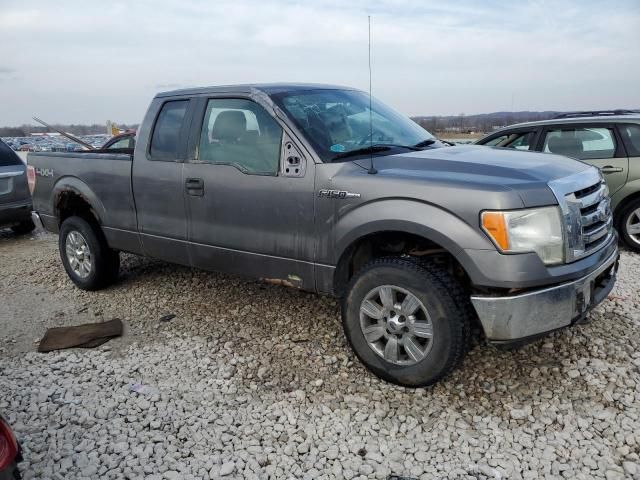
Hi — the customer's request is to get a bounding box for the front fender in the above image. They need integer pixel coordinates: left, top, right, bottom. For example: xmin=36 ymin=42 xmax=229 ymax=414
xmin=321 ymin=198 xmax=495 ymax=267
xmin=335 ymin=199 xmax=494 ymax=261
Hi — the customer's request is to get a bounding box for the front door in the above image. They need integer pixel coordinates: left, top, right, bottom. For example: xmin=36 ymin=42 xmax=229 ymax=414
xmin=132 ymin=98 xmax=193 ymax=265
xmin=539 ymin=124 xmax=629 ymax=194
xmin=183 ymin=96 xmax=316 ymax=290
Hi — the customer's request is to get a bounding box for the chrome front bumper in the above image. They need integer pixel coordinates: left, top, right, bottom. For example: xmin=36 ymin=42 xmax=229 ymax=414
xmin=471 ymin=248 xmax=619 ymax=343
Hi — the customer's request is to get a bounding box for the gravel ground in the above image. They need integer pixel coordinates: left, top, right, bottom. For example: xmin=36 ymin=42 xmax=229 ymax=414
xmin=1 ymin=229 xmax=639 ymax=480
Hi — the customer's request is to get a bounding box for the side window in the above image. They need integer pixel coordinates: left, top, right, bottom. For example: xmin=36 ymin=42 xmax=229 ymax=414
xmin=543 ymin=127 xmax=616 ymax=160
xmin=503 ymin=131 xmax=536 ymax=150
xmin=620 ymin=124 xmax=640 ymax=157
xmin=0 ymin=140 xmax=22 ymax=166
xmin=108 ymin=137 xmax=132 ymax=149
xmin=483 ymin=131 xmax=535 ymax=150
xmin=149 ymin=100 xmax=189 ymax=161
xmin=198 ymin=98 xmax=283 ymax=175
xmin=483 ymin=135 xmax=508 ymax=146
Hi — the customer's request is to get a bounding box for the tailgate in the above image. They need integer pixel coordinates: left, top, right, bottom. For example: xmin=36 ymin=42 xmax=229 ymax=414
xmin=0 ymin=141 xmax=28 ymax=205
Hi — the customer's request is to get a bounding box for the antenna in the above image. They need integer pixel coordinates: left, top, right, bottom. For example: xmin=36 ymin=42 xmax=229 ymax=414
xmin=367 ymin=15 xmax=377 ymax=174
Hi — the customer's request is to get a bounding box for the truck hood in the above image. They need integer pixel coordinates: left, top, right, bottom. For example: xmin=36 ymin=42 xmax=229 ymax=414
xmin=354 ymin=144 xmax=593 ymax=207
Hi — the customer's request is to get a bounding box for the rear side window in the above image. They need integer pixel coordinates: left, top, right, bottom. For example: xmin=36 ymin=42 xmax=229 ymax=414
xmin=149 ymin=100 xmax=188 ymax=161
xmin=543 ymin=127 xmax=616 ymax=160
xmin=620 ymin=124 xmax=640 ymax=157
xmin=0 ymin=139 xmax=22 ymax=166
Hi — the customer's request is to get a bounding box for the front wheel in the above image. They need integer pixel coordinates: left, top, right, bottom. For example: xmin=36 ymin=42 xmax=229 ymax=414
xmin=342 ymin=257 xmax=471 ymax=387
xmin=59 ymin=216 xmax=120 ymax=291
xmin=619 ymin=198 xmax=640 ymax=252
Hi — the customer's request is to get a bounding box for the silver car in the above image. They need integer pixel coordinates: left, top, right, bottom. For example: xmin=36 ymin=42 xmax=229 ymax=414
xmin=0 ymin=139 xmax=34 ymax=234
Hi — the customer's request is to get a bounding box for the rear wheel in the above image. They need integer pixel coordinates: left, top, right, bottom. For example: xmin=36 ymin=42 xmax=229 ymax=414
xmin=619 ymin=198 xmax=640 ymax=252
xmin=10 ymin=219 xmax=35 ymax=235
xmin=59 ymin=216 xmax=119 ymax=290
xmin=342 ymin=257 xmax=472 ymax=387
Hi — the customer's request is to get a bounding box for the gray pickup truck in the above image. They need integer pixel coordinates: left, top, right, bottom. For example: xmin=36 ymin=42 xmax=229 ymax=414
xmin=29 ymin=84 xmax=619 ymax=387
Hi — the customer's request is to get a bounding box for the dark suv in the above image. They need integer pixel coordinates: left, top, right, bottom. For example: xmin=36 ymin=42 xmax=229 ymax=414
xmin=476 ymin=111 xmax=640 ymax=251
xmin=0 ymin=139 xmax=34 ymax=234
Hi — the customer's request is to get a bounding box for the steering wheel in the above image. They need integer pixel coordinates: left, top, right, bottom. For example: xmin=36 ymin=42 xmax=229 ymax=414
xmin=358 ymin=129 xmax=387 ymax=146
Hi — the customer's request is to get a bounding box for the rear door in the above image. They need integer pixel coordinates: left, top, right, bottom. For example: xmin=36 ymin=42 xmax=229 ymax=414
xmin=538 ymin=123 xmax=629 ymax=194
xmin=617 ymin=123 xmax=640 ymax=182
xmin=0 ymin=140 xmax=28 ymax=206
xmin=132 ymin=98 xmax=194 ymax=265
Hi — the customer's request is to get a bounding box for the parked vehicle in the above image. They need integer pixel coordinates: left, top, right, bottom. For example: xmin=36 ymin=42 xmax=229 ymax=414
xmin=28 ymin=84 xmax=619 ymax=387
xmin=101 ymin=131 xmax=135 ymax=151
xmin=0 ymin=139 xmax=34 ymax=234
xmin=476 ymin=111 xmax=640 ymax=251
xmin=0 ymin=415 xmax=22 ymax=480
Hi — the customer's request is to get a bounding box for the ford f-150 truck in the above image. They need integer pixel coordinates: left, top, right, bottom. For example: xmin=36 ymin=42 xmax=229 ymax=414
xmin=28 ymin=84 xmax=619 ymax=387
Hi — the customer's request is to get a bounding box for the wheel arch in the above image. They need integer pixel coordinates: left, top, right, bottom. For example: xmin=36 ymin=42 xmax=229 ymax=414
xmin=332 ymin=225 xmax=472 ymax=297
xmin=613 ymin=186 xmax=640 ymax=222
xmin=328 ymin=199 xmax=493 ymax=296
xmin=52 ymin=176 xmax=106 ymax=227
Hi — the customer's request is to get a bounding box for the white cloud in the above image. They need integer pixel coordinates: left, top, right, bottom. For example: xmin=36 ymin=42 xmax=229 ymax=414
xmin=0 ymin=0 xmax=638 ymax=124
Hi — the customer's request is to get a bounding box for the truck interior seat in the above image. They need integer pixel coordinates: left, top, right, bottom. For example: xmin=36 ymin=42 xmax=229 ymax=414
xmin=212 ymin=111 xmax=247 ymax=144
xmin=547 ymin=136 xmax=584 ymax=157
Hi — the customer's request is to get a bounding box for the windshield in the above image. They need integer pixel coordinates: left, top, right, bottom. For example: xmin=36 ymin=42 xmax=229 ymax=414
xmin=271 ymin=89 xmax=436 ymax=162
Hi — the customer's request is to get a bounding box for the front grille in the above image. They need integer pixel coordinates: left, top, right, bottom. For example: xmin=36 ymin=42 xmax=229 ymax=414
xmin=566 ymin=180 xmax=613 ymax=261
xmin=574 ymin=182 xmax=602 ymax=199
xmin=548 ymin=169 xmax=614 ymax=263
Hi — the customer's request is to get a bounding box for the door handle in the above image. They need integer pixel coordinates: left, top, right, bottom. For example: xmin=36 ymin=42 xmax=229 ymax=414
xmin=600 ymin=166 xmax=623 ymax=174
xmin=185 ymin=177 xmax=204 ymax=196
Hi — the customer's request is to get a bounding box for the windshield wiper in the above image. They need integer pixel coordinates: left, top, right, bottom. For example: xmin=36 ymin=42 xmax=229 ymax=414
xmin=331 ymin=144 xmax=420 ymax=161
xmin=331 ymin=145 xmax=391 ymax=161
xmin=412 ymin=139 xmax=438 ymax=149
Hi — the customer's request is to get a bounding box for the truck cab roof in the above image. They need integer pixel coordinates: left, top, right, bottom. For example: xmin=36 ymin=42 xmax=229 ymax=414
xmin=156 ymin=83 xmax=358 ymax=98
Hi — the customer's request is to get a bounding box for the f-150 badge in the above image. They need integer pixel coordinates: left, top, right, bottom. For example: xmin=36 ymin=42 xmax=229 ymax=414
xmin=318 ymin=189 xmax=361 ymax=199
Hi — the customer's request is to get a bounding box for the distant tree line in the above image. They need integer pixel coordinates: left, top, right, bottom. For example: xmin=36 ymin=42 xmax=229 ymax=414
xmin=412 ymin=111 xmax=561 ymax=134
xmin=0 ymin=123 xmax=139 ymax=137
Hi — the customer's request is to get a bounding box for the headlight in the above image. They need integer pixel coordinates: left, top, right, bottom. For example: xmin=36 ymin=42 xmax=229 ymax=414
xmin=481 ymin=206 xmax=564 ymax=265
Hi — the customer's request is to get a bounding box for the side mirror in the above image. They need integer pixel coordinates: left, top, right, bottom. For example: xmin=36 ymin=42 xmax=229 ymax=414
xmin=282 ymin=138 xmax=307 ymax=178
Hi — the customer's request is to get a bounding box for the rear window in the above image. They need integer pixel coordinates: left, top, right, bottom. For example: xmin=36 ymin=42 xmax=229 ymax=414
xmin=620 ymin=124 xmax=640 ymax=157
xmin=149 ymin=100 xmax=188 ymax=161
xmin=0 ymin=139 xmax=23 ymax=167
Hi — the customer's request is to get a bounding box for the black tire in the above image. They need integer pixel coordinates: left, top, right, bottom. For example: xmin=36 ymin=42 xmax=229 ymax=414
xmin=618 ymin=198 xmax=640 ymax=252
xmin=342 ymin=256 xmax=471 ymax=387
xmin=10 ymin=218 xmax=35 ymax=235
xmin=59 ymin=216 xmax=120 ymax=290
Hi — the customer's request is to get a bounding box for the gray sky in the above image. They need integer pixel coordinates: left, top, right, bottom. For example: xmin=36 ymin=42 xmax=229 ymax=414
xmin=1 ymin=0 xmax=639 ymax=126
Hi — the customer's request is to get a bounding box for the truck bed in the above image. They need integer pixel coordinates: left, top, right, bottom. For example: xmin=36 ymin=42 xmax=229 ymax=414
xmin=28 ymin=151 xmax=139 ymax=250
